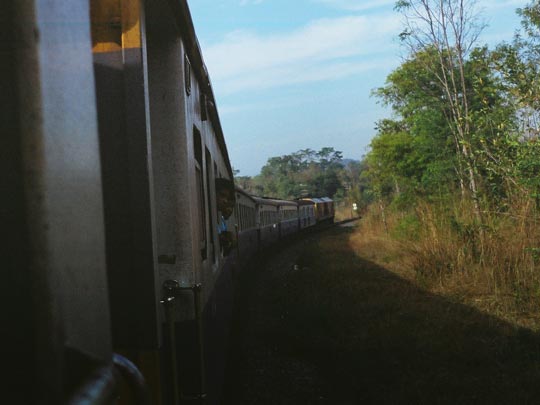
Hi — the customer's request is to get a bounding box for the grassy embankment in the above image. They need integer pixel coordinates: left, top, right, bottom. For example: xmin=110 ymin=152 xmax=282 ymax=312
xmin=225 ymin=202 xmax=540 ymax=403
xmin=355 ymin=200 xmax=540 ymax=331
xmin=266 ymin=213 xmax=540 ymax=403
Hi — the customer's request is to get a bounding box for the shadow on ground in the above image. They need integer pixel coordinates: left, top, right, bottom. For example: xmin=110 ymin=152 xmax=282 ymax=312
xmin=223 ymin=227 xmax=540 ymax=405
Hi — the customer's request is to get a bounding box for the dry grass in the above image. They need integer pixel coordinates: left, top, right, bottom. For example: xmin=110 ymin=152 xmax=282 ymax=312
xmin=276 ymin=227 xmax=540 ymax=402
xmin=226 ymin=221 xmax=540 ymax=403
xmin=334 ymin=203 xmax=359 ymax=222
xmin=350 ymin=199 xmax=540 ymax=331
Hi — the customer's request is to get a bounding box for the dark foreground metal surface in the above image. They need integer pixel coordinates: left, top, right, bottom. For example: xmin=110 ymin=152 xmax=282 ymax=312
xmin=67 ymin=354 xmax=151 ymax=405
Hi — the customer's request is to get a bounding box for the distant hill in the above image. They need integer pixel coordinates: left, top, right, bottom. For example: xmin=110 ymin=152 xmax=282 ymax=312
xmin=340 ymin=158 xmax=360 ymax=166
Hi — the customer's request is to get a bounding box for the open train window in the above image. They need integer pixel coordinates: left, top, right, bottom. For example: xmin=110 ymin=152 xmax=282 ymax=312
xmin=194 ymin=127 xmax=206 ymax=260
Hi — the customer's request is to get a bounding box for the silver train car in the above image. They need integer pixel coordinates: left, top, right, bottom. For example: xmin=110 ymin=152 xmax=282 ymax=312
xmin=3 ymin=0 xmax=333 ymax=403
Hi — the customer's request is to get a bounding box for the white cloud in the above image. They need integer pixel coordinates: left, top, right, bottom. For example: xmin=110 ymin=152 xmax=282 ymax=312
xmin=202 ymin=14 xmax=401 ymax=95
xmin=218 ymin=59 xmax=396 ymax=95
xmin=312 ymin=0 xmax=396 ymax=12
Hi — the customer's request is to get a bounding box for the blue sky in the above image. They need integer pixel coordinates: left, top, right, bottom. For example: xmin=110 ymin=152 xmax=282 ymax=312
xmin=189 ymin=0 xmax=525 ymax=176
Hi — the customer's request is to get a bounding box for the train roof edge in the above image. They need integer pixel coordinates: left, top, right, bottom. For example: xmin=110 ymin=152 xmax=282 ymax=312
xmin=168 ymin=0 xmax=234 ymax=179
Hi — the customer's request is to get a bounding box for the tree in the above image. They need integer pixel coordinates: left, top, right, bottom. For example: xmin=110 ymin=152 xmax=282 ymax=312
xmin=491 ymin=1 xmax=540 ymax=205
xmin=395 ymin=0 xmax=486 ymax=225
xmin=494 ymin=1 xmax=540 ymax=138
xmin=253 ymin=147 xmax=346 ymax=199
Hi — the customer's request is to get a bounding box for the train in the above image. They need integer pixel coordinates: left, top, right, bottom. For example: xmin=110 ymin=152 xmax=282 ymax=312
xmin=3 ymin=0 xmax=334 ymax=404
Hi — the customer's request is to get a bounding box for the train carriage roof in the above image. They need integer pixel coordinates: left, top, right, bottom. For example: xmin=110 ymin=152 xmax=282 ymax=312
xmin=235 ymin=186 xmax=257 ymax=204
xmin=162 ymin=0 xmax=234 ymax=179
xmin=301 ymin=197 xmax=333 ymax=204
xmin=278 ymin=201 xmax=299 ymax=208
xmin=252 ymin=197 xmax=298 ymax=207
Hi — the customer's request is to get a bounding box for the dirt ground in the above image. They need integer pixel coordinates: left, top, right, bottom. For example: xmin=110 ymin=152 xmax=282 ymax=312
xmin=222 ymin=225 xmax=540 ymax=404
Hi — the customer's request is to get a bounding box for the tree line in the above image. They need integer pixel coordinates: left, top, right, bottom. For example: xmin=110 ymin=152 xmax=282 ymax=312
xmin=235 ymin=147 xmax=363 ymax=205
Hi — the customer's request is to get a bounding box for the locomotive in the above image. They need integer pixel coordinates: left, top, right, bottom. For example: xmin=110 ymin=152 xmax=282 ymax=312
xmin=3 ymin=0 xmax=333 ymax=403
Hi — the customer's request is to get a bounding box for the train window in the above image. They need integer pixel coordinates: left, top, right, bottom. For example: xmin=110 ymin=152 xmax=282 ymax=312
xmin=196 ymin=167 xmax=206 ymax=259
xmin=201 ymin=93 xmax=207 ymax=121
xmin=194 ymin=128 xmax=206 ymax=259
xmin=184 ymin=54 xmax=191 ymax=96
xmin=238 ymin=204 xmax=242 ymax=231
xmin=241 ymin=205 xmax=248 ymax=231
xmin=194 ymin=126 xmax=202 ymax=165
xmin=205 ymin=148 xmax=215 ymax=264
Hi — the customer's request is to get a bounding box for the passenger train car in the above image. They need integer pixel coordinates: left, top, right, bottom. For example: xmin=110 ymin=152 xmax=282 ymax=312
xmin=3 ymin=0 xmax=333 ymax=404
xmin=302 ymin=197 xmax=336 ymax=223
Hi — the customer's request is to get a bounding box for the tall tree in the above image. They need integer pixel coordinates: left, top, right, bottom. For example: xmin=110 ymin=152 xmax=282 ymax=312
xmin=395 ymin=0 xmax=486 ymax=225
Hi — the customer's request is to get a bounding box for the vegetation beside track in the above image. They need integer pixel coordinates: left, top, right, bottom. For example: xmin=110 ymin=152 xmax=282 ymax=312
xmin=224 ymin=225 xmax=540 ymax=404
xmin=233 ymin=1 xmax=540 ymax=332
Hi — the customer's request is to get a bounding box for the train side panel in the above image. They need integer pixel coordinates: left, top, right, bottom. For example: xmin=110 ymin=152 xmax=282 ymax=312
xmin=254 ymin=198 xmax=281 ymax=249
xmin=235 ymin=188 xmax=259 ymax=265
xmin=93 ymin=0 xmax=238 ymax=402
xmin=298 ymin=200 xmax=317 ymax=229
xmin=302 ymin=197 xmax=335 ymax=224
xmin=278 ymin=201 xmax=300 ymax=238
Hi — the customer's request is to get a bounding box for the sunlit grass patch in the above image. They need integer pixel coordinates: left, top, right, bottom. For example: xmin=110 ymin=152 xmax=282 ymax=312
xmin=349 ymin=201 xmax=540 ymax=332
